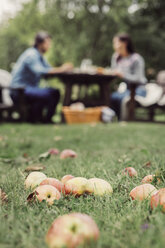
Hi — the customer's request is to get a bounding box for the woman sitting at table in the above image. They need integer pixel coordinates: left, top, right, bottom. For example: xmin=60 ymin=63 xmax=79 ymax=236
xmin=110 ymin=33 xmax=147 ymax=120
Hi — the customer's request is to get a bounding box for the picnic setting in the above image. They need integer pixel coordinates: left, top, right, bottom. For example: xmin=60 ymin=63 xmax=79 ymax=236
xmin=0 ymin=0 xmax=165 ymax=248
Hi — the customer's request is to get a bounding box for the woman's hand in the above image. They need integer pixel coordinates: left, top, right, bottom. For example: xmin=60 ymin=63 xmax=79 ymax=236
xmin=110 ymin=70 xmax=123 ymax=78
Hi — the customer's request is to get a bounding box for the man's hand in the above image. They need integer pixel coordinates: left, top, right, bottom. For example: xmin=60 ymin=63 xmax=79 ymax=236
xmin=60 ymin=63 xmax=74 ymax=72
xmin=49 ymin=63 xmax=73 ymax=74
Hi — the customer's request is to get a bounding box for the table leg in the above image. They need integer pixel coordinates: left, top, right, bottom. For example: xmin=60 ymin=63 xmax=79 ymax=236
xmin=128 ymin=85 xmax=136 ymax=121
xmin=63 ymin=82 xmax=72 ymax=106
xmin=62 ymin=82 xmax=72 ymax=123
xmin=100 ymin=83 xmax=110 ymax=106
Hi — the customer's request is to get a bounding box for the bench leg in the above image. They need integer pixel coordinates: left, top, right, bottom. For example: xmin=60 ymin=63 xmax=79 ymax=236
xmin=128 ymin=85 xmax=136 ymax=121
xmin=149 ymin=107 xmax=155 ymax=121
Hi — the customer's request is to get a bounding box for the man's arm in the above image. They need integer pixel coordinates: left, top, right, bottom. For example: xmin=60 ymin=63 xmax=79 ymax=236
xmin=48 ymin=63 xmax=73 ymax=74
xmin=26 ymin=55 xmax=73 ymax=75
xmin=26 ymin=55 xmax=52 ymax=76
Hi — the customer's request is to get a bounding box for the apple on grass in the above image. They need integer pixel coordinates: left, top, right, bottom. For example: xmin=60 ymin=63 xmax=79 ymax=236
xmin=141 ymin=175 xmax=154 ymax=184
xmin=46 ymin=213 xmax=99 ymax=248
xmin=34 ymin=185 xmax=61 ymax=205
xmin=142 ymin=175 xmax=161 ymax=184
xmin=61 ymin=175 xmax=75 ymax=184
xmin=48 ymin=148 xmax=60 ymax=155
xmin=40 ymin=178 xmax=65 ymax=193
xmin=60 ymin=149 xmax=77 ymax=159
xmin=86 ymin=178 xmax=113 ymax=196
xmin=123 ymin=167 xmax=137 ymax=177
xmin=150 ymin=188 xmax=165 ymax=212
xmin=25 ymin=171 xmax=47 ymax=189
xmin=64 ymin=177 xmax=88 ymax=196
xmin=130 ymin=184 xmax=157 ymax=201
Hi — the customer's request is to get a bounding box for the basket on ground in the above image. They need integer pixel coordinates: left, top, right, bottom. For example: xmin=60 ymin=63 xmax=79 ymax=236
xmin=62 ymin=107 xmax=102 ymax=124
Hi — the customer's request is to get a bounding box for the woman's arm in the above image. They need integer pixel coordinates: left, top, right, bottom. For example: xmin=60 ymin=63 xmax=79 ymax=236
xmin=123 ymin=57 xmax=147 ymax=84
xmin=111 ymin=53 xmax=118 ymax=69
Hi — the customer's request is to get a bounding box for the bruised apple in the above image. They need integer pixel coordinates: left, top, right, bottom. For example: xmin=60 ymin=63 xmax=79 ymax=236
xmin=60 ymin=149 xmax=77 ymax=159
xmin=86 ymin=178 xmax=113 ymax=196
xmin=141 ymin=175 xmax=154 ymax=184
xmin=123 ymin=167 xmax=137 ymax=177
xmin=64 ymin=177 xmax=88 ymax=196
xmin=61 ymin=175 xmax=75 ymax=184
xmin=46 ymin=213 xmax=99 ymax=248
xmin=35 ymin=185 xmax=61 ymax=205
xmin=142 ymin=175 xmax=161 ymax=184
xmin=130 ymin=184 xmax=157 ymax=201
xmin=150 ymin=188 xmax=165 ymax=212
xmin=48 ymin=148 xmax=60 ymax=155
xmin=25 ymin=172 xmax=47 ymax=189
xmin=40 ymin=178 xmax=64 ymax=193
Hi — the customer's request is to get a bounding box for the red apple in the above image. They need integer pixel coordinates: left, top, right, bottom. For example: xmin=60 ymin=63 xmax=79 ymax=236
xmin=150 ymin=188 xmax=165 ymax=212
xmin=40 ymin=178 xmax=65 ymax=193
xmin=130 ymin=184 xmax=157 ymax=201
xmin=86 ymin=178 xmax=113 ymax=196
xmin=70 ymin=213 xmax=99 ymax=240
xmin=123 ymin=167 xmax=137 ymax=177
xmin=64 ymin=177 xmax=88 ymax=196
xmin=141 ymin=175 xmax=154 ymax=184
xmin=46 ymin=213 xmax=99 ymax=248
xmin=48 ymin=148 xmax=60 ymax=155
xmin=60 ymin=149 xmax=77 ymax=159
xmin=35 ymin=185 xmax=61 ymax=205
xmin=61 ymin=175 xmax=75 ymax=184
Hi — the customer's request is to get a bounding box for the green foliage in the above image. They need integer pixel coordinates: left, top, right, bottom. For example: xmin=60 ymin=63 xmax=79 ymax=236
xmin=0 ymin=0 xmax=164 ymax=73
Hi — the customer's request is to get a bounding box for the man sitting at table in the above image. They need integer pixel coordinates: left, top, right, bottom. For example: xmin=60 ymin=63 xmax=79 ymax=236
xmin=10 ymin=31 xmax=72 ymax=123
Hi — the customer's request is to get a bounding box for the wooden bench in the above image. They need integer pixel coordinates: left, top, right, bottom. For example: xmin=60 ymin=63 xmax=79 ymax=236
xmin=0 ymin=86 xmax=27 ymax=122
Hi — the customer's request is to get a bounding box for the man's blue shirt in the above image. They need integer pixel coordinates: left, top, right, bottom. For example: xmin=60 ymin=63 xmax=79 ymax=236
xmin=11 ymin=47 xmax=52 ymax=88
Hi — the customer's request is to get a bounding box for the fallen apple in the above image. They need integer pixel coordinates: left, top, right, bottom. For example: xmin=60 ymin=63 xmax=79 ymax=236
xmin=0 ymin=188 xmax=8 ymax=203
xmin=150 ymin=188 xmax=165 ymax=212
xmin=25 ymin=172 xmax=47 ymax=189
xmin=123 ymin=167 xmax=137 ymax=177
xmin=60 ymin=149 xmax=77 ymax=159
xmin=46 ymin=213 xmax=99 ymax=248
xmin=70 ymin=213 xmax=99 ymax=240
xmin=35 ymin=185 xmax=61 ymax=205
xmin=48 ymin=148 xmax=60 ymax=155
xmin=61 ymin=175 xmax=75 ymax=184
xmin=86 ymin=178 xmax=113 ymax=196
xmin=141 ymin=175 xmax=154 ymax=184
xmin=64 ymin=177 xmax=88 ymax=196
xmin=40 ymin=178 xmax=65 ymax=193
xmin=130 ymin=184 xmax=157 ymax=201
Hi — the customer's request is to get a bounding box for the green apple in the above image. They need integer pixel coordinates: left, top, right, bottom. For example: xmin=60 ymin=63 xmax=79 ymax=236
xmin=25 ymin=172 xmax=47 ymax=189
xmin=86 ymin=178 xmax=113 ymax=196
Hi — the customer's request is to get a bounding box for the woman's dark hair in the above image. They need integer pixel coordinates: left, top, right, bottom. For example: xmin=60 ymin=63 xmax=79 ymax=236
xmin=114 ymin=33 xmax=135 ymax=54
xmin=34 ymin=31 xmax=52 ymax=48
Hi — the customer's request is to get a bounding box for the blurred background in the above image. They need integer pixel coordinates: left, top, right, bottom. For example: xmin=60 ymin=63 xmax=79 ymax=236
xmin=0 ymin=0 xmax=164 ymax=77
xmin=0 ymin=0 xmax=164 ymax=123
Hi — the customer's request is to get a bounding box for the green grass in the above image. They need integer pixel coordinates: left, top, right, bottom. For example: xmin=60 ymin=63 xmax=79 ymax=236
xmin=0 ymin=122 xmax=165 ymax=248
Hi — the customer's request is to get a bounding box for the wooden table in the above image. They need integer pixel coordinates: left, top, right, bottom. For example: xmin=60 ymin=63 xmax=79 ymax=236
xmin=46 ymin=71 xmax=116 ymax=107
xmin=45 ymin=71 xmax=141 ymax=121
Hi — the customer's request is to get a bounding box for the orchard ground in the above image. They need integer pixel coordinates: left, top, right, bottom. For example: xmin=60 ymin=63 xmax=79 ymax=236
xmin=0 ymin=122 xmax=165 ymax=248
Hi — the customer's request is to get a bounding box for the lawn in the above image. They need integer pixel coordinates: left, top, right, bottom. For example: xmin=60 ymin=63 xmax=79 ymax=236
xmin=0 ymin=122 xmax=165 ymax=248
